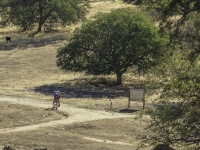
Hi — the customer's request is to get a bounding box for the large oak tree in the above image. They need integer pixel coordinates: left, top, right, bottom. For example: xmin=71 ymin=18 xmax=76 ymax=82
xmin=56 ymin=9 xmax=170 ymax=85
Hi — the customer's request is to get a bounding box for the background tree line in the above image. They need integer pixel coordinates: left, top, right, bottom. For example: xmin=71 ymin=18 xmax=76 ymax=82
xmin=0 ymin=0 xmax=89 ymax=32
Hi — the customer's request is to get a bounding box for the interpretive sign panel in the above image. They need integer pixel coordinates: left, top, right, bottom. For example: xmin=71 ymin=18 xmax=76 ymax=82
xmin=128 ymin=89 xmax=145 ymax=109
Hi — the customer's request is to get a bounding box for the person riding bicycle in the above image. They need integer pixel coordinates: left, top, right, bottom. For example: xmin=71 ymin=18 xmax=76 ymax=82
xmin=53 ymin=90 xmax=60 ymax=109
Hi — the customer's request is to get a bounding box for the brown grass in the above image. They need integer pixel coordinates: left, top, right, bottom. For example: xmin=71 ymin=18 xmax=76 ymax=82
xmin=87 ymin=0 xmax=138 ymax=19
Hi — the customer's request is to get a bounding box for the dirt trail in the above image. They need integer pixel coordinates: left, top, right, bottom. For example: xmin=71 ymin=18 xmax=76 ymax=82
xmin=0 ymin=96 xmax=136 ymax=134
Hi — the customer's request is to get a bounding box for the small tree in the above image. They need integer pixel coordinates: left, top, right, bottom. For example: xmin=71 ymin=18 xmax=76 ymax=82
xmin=56 ymin=9 xmax=170 ymax=85
xmin=0 ymin=0 xmax=89 ymax=32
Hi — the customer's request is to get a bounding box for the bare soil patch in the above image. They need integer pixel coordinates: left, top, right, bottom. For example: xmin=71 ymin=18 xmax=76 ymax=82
xmin=0 ymin=102 xmax=67 ymax=129
xmin=0 ymin=97 xmax=150 ymax=150
xmin=0 ymin=121 xmax=146 ymax=150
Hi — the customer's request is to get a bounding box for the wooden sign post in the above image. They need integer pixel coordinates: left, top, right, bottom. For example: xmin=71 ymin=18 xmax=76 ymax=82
xmin=128 ymin=89 xmax=145 ymax=109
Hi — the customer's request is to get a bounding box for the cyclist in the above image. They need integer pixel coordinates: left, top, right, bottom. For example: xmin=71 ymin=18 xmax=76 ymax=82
xmin=53 ymin=90 xmax=60 ymax=109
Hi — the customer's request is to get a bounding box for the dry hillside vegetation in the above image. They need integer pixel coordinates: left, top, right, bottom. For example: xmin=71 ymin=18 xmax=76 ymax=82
xmin=0 ymin=0 xmax=144 ymax=110
xmin=0 ymin=1 xmax=155 ymax=150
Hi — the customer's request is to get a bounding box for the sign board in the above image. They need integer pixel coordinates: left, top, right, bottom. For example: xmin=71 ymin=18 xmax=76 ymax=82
xmin=128 ymin=89 xmax=145 ymax=109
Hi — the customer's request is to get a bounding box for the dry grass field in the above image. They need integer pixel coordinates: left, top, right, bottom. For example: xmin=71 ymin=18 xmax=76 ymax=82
xmin=0 ymin=1 xmax=155 ymax=150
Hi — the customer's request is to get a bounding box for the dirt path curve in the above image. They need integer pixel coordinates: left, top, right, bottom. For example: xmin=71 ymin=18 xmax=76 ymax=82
xmin=0 ymin=96 xmax=137 ymax=134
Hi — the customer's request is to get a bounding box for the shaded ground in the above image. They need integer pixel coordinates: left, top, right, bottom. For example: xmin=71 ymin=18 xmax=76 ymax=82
xmin=0 ymin=32 xmax=68 ymax=51
xmin=34 ymin=84 xmax=129 ymax=99
xmin=33 ymin=75 xmax=145 ymax=99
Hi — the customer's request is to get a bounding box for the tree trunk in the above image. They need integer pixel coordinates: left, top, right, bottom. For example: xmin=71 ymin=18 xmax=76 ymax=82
xmin=37 ymin=0 xmax=43 ymax=32
xmin=116 ymin=73 xmax=122 ymax=85
xmin=37 ymin=23 xmax=42 ymax=32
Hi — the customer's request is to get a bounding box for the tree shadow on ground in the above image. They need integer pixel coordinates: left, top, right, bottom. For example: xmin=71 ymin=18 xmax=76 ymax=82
xmin=152 ymin=144 xmax=175 ymax=150
xmin=34 ymin=84 xmax=129 ymax=99
xmin=0 ymin=31 xmax=70 ymax=51
xmin=119 ymin=109 xmax=139 ymax=113
xmin=34 ymin=77 xmax=145 ymax=99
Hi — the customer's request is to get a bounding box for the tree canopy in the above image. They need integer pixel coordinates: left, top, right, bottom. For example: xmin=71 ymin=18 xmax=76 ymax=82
xmin=56 ymin=9 xmax=170 ymax=85
xmin=135 ymin=0 xmax=200 ymax=149
xmin=0 ymin=0 xmax=89 ymax=32
xmin=139 ymin=0 xmax=200 ymax=62
xmin=144 ymin=51 xmax=200 ymax=149
xmin=124 ymin=0 xmax=199 ymax=34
